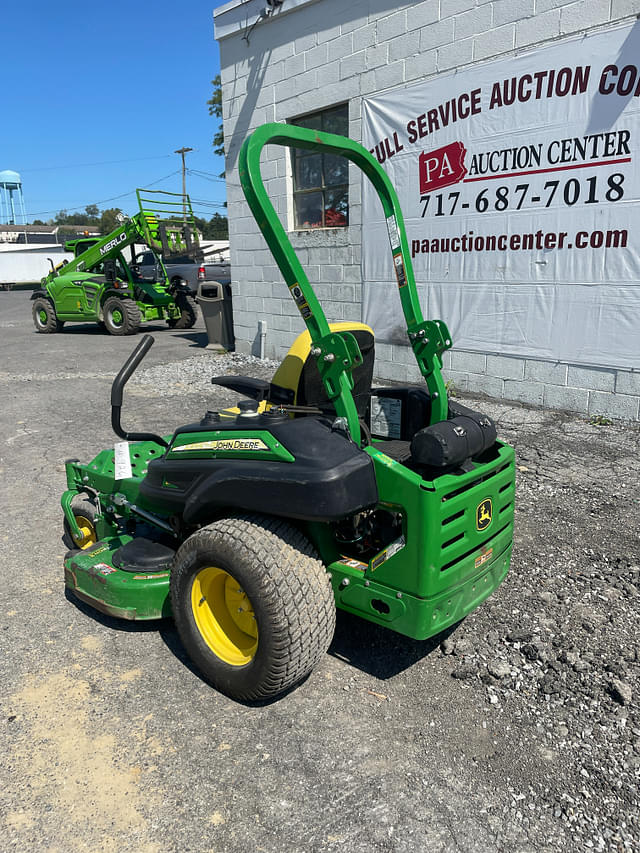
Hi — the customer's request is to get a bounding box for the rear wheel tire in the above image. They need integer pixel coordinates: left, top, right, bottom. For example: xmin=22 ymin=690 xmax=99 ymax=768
xmin=102 ymin=297 xmax=141 ymax=336
xmin=170 ymin=514 xmax=336 ymax=702
xmin=63 ymin=496 xmax=99 ymax=550
xmin=32 ymin=298 xmax=60 ymax=334
xmin=167 ymin=295 xmax=198 ymax=330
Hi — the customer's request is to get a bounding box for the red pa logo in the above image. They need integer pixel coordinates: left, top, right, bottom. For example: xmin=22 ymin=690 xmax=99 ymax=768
xmin=419 ymin=141 xmax=468 ymax=194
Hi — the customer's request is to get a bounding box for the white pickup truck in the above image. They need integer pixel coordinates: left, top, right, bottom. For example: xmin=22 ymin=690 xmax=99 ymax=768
xmin=134 ymin=250 xmax=230 ymax=294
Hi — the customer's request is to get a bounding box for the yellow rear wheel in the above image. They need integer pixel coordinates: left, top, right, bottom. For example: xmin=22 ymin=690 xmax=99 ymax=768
xmin=170 ymin=515 xmax=336 ymax=702
xmin=191 ymin=567 xmax=258 ymax=666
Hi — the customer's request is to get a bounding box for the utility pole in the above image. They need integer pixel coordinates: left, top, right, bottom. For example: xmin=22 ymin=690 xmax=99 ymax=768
xmin=174 ymin=146 xmax=193 ymax=223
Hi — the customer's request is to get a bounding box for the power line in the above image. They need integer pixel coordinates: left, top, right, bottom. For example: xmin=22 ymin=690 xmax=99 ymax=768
xmin=189 ymin=198 xmax=227 ymax=207
xmin=26 ymin=170 xmax=181 ymax=217
xmin=189 ymin=167 xmax=224 ymax=177
xmin=191 ymin=211 xmax=229 ymax=218
xmin=188 ymin=168 xmax=225 ymax=183
xmin=21 ymin=154 xmax=175 ymax=173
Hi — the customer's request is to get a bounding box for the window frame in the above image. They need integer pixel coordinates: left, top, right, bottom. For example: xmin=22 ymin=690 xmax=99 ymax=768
xmin=289 ymin=104 xmax=349 ymax=230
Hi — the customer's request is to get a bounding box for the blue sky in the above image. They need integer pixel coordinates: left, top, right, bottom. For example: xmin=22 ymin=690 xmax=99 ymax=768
xmin=3 ymin=1 xmax=225 ymax=222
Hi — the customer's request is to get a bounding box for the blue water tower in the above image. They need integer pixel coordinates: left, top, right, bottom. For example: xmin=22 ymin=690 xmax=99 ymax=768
xmin=0 ymin=170 xmax=27 ymax=224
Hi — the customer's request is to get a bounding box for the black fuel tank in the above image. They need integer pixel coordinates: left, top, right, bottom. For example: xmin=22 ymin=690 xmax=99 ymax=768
xmin=139 ymin=416 xmax=378 ymax=524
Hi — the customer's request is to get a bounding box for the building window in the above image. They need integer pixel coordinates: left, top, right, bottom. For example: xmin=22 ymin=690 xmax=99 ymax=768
xmin=290 ymin=104 xmax=349 ymax=229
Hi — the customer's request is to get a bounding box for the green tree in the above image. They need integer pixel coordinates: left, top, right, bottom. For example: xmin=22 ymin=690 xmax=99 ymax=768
xmin=207 ymin=74 xmax=224 ymax=157
xmin=194 ymin=213 xmax=229 ymax=240
xmin=84 ymin=204 xmax=100 ymax=221
xmin=99 ymin=208 xmax=124 ymax=235
xmin=206 ymin=212 xmax=229 ymax=239
xmin=55 ymin=209 xmax=98 ymax=226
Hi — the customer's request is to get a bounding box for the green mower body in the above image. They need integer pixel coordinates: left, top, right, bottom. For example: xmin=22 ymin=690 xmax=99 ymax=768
xmin=63 ymin=428 xmax=513 ymax=638
xmin=61 ymin=124 xmax=515 ymax=701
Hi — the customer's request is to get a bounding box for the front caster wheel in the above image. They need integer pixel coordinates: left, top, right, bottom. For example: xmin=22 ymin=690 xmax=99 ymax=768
xmin=170 ymin=514 xmax=336 ymax=702
xmin=62 ymin=496 xmax=99 ymax=550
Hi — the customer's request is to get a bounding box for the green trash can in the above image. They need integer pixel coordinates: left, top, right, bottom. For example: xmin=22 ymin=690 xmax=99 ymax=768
xmin=197 ymin=281 xmax=234 ymax=351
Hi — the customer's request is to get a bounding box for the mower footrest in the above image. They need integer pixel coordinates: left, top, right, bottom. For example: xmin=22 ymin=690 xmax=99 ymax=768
xmin=377 ymin=440 xmax=412 ymax=463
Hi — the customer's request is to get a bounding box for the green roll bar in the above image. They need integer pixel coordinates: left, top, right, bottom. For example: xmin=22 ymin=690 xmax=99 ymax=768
xmin=238 ymin=123 xmax=452 ymax=445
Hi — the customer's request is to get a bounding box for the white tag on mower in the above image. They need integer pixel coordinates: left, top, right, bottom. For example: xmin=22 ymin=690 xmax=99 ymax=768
xmin=386 ymin=214 xmax=400 ymax=251
xmin=114 ymin=441 xmax=133 ymax=480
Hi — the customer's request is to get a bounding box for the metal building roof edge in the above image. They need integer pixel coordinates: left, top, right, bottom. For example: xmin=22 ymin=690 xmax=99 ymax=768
xmin=214 ymin=0 xmax=319 ymax=41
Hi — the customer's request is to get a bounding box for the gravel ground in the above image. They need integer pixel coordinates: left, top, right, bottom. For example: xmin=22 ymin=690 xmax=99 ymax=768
xmin=130 ymin=350 xmax=280 ymax=404
xmin=133 ymin=340 xmax=640 ymax=851
xmin=1 ymin=290 xmax=639 ymax=852
xmin=471 ymin=402 xmax=640 ymax=852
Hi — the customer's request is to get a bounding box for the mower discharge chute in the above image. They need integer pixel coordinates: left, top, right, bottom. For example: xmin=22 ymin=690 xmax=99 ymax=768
xmin=61 ymin=124 xmax=515 ymax=702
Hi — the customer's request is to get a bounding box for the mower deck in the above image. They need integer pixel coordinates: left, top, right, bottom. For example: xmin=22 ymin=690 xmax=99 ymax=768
xmin=64 ymin=534 xmax=172 ymax=620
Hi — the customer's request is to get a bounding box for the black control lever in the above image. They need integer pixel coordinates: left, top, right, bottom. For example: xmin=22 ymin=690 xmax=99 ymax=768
xmin=111 ymin=335 xmax=169 ymax=447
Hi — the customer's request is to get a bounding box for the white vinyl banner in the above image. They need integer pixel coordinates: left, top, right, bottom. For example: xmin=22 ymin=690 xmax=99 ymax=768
xmin=361 ymin=23 xmax=640 ymax=368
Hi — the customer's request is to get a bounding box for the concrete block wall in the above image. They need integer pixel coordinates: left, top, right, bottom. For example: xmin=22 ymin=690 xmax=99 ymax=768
xmin=443 ymin=351 xmax=640 ymax=420
xmin=215 ymin=0 xmax=640 ymax=421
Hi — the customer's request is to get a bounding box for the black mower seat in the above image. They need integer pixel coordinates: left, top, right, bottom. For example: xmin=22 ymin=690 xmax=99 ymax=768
xmin=212 ymin=322 xmax=375 ymax=417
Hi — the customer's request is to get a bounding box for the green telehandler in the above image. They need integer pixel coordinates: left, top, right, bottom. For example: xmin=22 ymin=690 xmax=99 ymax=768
xmin=32 ymin=190 xmax=201 ymax=335
xmin=61 ymin=124 xmax=515 ymax=702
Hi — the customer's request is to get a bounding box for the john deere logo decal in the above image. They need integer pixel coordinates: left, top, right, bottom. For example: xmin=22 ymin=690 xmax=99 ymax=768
xmin=173 ymin=438 xmax=269 ymax=452
xmin=476 ymin=499 xmax=492 ymax=531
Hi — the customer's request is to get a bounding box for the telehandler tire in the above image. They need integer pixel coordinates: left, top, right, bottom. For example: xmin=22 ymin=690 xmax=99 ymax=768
xmin=170 ymin=514 xmax=336 ymax=702
xmin=32 ymin=297 xmax=63 ymax=333
xmin=167 ymin=295 xmax=198 ymax=330
xmin=62 ymin=495 xmax=99 ymax=551
xmin=102 ymin=297 xmax=141 ymax=336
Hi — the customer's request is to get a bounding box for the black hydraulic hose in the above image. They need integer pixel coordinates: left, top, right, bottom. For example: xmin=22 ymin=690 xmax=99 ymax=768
xmin=111 ymin=335 xmax=169 ymax=447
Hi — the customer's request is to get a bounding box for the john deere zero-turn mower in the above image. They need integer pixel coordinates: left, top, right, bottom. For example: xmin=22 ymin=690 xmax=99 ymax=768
xmin=61 ymin=124 xmax=515 ymax=702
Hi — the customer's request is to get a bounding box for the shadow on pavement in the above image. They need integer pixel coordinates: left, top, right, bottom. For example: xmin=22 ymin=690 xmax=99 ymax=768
xmin=328 ymin=610 xmax=460 ymax=680
xmin=66 ymin=584 xmax=461 ymax=685
xmin=55 ymin=322 xmax=170 ymax=336
xmin=175 ymin=331 xmax=209 ymax=348
xmin=65 ymin=582 xmax=465 ymax=707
